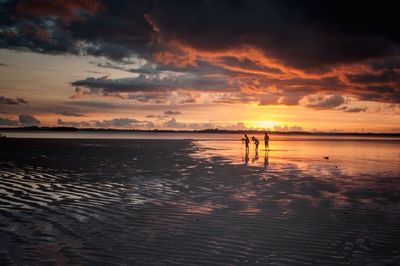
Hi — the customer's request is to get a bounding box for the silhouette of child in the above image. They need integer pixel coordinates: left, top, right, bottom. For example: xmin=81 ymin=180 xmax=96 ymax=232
xmin=251 ymin=136 xmax=259 ymax=150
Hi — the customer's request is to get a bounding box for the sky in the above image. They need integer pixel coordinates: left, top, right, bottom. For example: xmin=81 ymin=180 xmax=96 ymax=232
xmin=0 ymin=0 xmax=399 ymax=132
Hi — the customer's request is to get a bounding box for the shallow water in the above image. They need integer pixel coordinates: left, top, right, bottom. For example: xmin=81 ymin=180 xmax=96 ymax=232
xmin=192 ymin=138 xmax=400 ymax=177
xmin=0 ymin=137 xmax=400 ymax=265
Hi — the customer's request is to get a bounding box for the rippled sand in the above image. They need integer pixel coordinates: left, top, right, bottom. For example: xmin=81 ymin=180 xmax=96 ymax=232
xmin=1 ymin=138 xmax=400 ymax=265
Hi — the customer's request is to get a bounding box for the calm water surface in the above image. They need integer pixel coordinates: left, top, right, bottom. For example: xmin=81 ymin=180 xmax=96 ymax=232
xmin=5 ymin=131 xmax=400 ymax=177
xmin=193 ymin=138 xmax=400 ymax=177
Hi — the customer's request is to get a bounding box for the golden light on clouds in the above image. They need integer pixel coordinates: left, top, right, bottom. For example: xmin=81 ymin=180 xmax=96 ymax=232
xmin=0 ymin=1 xmax=399 ymax=132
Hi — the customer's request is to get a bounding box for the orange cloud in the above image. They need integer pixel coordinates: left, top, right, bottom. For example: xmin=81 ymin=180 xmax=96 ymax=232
xmin=154 ymin=49 xmax=197 ymax=67
xmin=150 ymin=36 xmax=400 ymax=105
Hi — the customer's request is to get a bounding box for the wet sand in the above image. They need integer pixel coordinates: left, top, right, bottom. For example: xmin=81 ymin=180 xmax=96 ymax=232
xmin=1 ymin=138 xmax=400 ymax=265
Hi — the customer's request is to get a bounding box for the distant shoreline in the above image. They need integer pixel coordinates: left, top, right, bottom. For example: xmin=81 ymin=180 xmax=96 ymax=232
xmin=1 ymin=126 xmax=399 ymax=137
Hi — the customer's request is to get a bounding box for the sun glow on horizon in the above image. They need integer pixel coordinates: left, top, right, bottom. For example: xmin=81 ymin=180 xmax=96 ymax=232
xmin=247 ymin=120 xmax=279 ymax=130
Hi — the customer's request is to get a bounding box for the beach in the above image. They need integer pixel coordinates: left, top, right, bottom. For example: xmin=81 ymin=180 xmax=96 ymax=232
xmin=1 ymin=136 xmax=400 ymax=265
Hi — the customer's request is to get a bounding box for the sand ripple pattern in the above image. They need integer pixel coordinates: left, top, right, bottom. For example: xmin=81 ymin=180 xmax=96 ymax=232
xmin=0 ymin=139 xmax=400 ymax=265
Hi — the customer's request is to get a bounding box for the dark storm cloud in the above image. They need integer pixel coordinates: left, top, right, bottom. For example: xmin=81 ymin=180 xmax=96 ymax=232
xmin=85 ymin=43 xmax=139 ymax=61
xmin=306 ymin=95 xmax=346 ymax=109
xmin=355 ymin=85 xmax=400 ymax=103
xmin=0 ymin=0 xmax=153 ymax=59
xmin=346 ymin=70 xmax=400 ymax=84
xmin=370 ymin=58 xmax=400 ymax=70
xmin=18 ymin=114 xmax=40 ymax=126
xmin=95 ymin=58 xmax=231 ymax=79
xmin=71 ymin=61 xmax=344 ymax=104
xmin=150 ymin=0 xmax=399 ymax=69
xmin=0 ymin=96 xmax=28 ymax=105
xmin=71 ymin=74 xmax=239 ymax=94
xmin=2 ymin=0 xmax=398 ymax=68
xmin=1 ymin=0 xmax=399 ymax=106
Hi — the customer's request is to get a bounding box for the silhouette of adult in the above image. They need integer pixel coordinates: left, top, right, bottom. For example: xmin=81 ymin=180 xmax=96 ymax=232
xmin=264 ymin=132 xmax=270 ymax=149
xmin=242 ymin=134 xmax=250 ymax=151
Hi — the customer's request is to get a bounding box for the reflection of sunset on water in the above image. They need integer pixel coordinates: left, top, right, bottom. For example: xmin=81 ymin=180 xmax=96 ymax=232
xmin=1 ymin=138 xmax=400 ymax=264
xmin=192 ymin=135 xmax=400 ymax=212
xmin=192 ymin=136 xmax=400 ymax=178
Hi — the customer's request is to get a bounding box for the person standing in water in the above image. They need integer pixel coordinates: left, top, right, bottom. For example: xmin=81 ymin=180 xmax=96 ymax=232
xmin=264 ymin=132 xmax=270 ymax=149
xmin=242 ymin=134 xmax=250 ymax=151
xmin=251 ymin=136 xmax=259 ymax=150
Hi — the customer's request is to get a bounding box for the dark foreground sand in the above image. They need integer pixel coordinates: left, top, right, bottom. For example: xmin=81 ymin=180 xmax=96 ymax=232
xmin=0 ymin=139 xmax=399 ymax=265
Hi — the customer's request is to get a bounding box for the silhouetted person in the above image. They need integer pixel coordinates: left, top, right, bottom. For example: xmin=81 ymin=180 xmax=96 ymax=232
xmin=264 ymin=132 xmax=270 ymax=149
xmin=242 ymin=134 xmax=250 ymax=151
xmin=251 ymin=136 xmax=259 ymax=150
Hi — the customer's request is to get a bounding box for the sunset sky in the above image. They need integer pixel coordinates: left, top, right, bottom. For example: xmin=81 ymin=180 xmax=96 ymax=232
xmin=0 ymin=0 xmax=399 ymax=132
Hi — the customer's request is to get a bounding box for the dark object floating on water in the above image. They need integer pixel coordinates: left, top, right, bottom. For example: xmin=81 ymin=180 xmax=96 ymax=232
xmin=322 ymin=156 xmax=329 ymax=160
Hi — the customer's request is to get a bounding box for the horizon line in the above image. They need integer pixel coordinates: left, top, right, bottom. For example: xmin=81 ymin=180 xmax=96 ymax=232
xmin=1 ymin=126 xmax=399 ymax=136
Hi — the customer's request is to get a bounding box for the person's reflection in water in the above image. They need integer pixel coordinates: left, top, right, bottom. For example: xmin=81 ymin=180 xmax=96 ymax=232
xmin=242 ymin=148 xmax=249 ymax=165
xmin=264 ymin=150 xmax=269 ymax=169
xmin=252 ymin=149 xmax=259 ymax=163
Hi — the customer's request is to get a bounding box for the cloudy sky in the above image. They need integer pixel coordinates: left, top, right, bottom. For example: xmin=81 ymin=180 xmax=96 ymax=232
xmin=0 ymin=0 xmax=399 ymax=132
